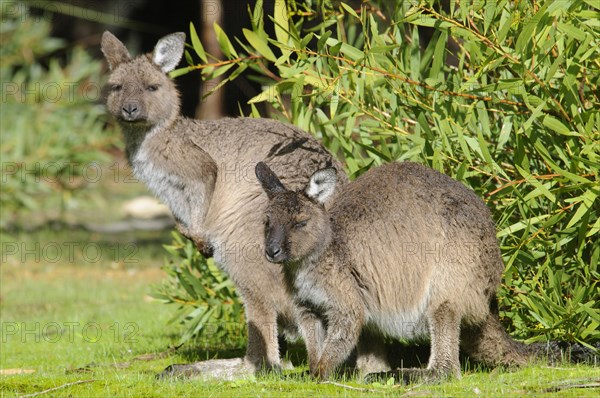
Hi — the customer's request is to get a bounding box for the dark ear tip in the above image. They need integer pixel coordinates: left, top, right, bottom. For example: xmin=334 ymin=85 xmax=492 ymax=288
xmin=255 ymin=161 xmax=268 ymax=178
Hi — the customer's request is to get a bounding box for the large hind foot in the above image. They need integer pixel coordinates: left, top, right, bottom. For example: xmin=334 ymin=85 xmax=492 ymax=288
xmin=157 ymin=358 xmax=254 ymax=380
xmin=364 ymin=368 xmax=456 ymax=385
xmin=157 ymin=357 xmax=294 ymax=381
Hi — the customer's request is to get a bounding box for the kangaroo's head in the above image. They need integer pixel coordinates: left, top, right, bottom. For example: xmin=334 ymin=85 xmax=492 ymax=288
xmin=101 ymin=31 xmax=185 ymax=130
xmin=255 ymin=162 xmax=337 ymax=264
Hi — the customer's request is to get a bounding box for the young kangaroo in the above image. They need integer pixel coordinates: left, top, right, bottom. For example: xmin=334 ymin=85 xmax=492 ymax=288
xmin=255 ymin=161 xmax=530 ymax=382
xmin=101 ymin=31 xmax=394 ymax=378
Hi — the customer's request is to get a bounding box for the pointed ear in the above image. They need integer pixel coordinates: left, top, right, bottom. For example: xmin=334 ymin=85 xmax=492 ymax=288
xmin=305 ymin=168 xmax=337 ymax=204
xmin=255 ymin=162 xmax=287 ymax=199
xmin=152 ymin=32 xmax=186 ymax=73
xmin=101 ymin=31 xmax=131 ymax=70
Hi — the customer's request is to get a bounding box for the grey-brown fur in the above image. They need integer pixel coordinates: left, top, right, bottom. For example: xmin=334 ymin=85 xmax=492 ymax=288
xmin=101 ymin=31 xmax=363 ymax=377
xmin=256 ymin=161 xmax=530 ymax=382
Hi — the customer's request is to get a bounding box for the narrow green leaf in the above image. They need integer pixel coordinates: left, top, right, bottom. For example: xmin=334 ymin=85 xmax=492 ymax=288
xmin=582 ymin=0 xmax=600 ymax=10
xmin=566 ymin=189 xmax=598 ymax=229
xmin=183 ymin=267 xmax=208 ymax=298
xmin=169 ymin=66 xmax=195 ymax=78
xmin=184 ymin=49 xmax=193 ymax=66
xmin=200 ymin=77 xmax=230 ymax=100
xmin=212 ymin=63 xmax=235 ymax=78
xmin=587 ymin=215 xmax=600 ymax=238
xmin=533 ymin=141 xmax=592 ymax=184
xmin=497 ymin=9 xmax=513 ymax=43
xmin=325 ymin=37 xmax=364 ymax=61
xmin=430 ymin=31 xmax=447 ymax=80
xmin=557 ymin=22 xmax=586 ymax=42
xmin=356 ymin=142 xmax=391 ymax=162
xmin=516 ymin=165 xmax=557 ymax=203
xmin=189 ymin=22 xmax=207 ymax=62
xmin=483 ymin=0 xmax=497 ymax=34
xmin=248 ymin=85 xmax=277 ymax=104
xmin=273 ymin=0 xmax=289 ymax=44
xmin=316 ymin=31 xmax=332 ymax=52
xmin=340 ymin=2 xmax=359 ymax=19
xmin=330 ymin=85 xmax=339 ymax=119
xmin=515 ymin=8 xmax=544 ymax=53
xmin=243 ymin=28 xmax=277 ymax=62
xmin=250 ymin=0 xmax=265 ymax=33
xmin=214 ymin=23 xmax=237 ymax=58
xmin=543 ymin=115 xmax=577 ymax=136
xmin=408 ymin=17 xmax=454 ymax=29
xmin=497 ymin=215 xmax=550 ymax=238
xmin=177 ymin=270 xmax=198 ymax=300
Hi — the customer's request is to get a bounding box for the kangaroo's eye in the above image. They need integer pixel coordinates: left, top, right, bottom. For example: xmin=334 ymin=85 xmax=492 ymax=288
xmin=147 ymin=84 xmax=159 ymax=92
xmin=111 ymin=84 xmax=122 ymax=92
xmin=294 ymin=220 xmax=308 ymax=229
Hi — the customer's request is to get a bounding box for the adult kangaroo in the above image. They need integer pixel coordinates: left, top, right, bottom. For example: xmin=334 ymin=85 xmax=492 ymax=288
xmin=255 ymin=161 xmax=530 ymax=382
xmin=100 ymin=31 xmax=362 ymax=378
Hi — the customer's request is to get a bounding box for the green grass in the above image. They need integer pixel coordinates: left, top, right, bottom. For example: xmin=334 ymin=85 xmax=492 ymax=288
xmin=1 ymin=230 xmax=598 ymax=397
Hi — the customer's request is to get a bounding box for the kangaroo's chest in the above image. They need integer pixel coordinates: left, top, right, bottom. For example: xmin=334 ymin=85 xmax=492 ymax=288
xmin=292 ymin=267 xmax=331 ymax=311
xmin=132 ymin=148 xmax=188 ymax=222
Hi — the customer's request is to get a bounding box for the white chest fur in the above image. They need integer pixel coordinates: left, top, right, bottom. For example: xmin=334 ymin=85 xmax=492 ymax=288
xmin=293 ymin=267 xmax=331 ymax=310
xmin=366 ymin=310 xmax=430 ymax=339
xmin=131 ymin=139 xmax=191 ymax=227
xmin=365 ymin=283 xmax=432 ymax=339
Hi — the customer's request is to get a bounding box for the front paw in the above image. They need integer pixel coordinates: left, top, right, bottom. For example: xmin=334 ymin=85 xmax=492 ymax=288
xmin=193 ymin=238 xmax=214 ymax=257
xmin=175 ymin=225 xmax=213 ymax=257
xmin=158 ymin=363 xmax=197 ymax=379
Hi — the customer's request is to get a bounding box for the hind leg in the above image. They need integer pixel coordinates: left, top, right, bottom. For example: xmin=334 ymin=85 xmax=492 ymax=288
xmin=295 ymin=307 xmax=326 ymax=374
xmin=426 ymin=301 xmax=461 ymax=379
xmin=356 ymin=330 xmax=391 ymax=376
xmin=365 ymin=301 xmax=461 ymax=384
xmin=158 ymin=296 xmax=283 ymax=380
xmin=244 ymin=299 xmax=284 ymax=373
xmin=158 ymin=245 xmax=294 ymax=379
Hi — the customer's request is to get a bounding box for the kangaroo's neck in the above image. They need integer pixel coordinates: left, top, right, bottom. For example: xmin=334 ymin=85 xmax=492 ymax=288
xmin=121 ymin=116 xmax=180 ymax=165
xmin=119 ymin=114 xmax=218 ymax=231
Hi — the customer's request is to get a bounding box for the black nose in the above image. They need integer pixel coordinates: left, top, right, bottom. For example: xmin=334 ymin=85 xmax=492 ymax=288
xmin=122 ymin=103 xmax=139 ymax=118
xmin=266 ymin=246 xmax=281 ymax=259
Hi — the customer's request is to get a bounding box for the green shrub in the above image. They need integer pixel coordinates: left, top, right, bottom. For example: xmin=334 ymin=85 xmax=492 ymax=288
xmin=158 ymin=0 xmax=599 ymax=348
xmin=0 ymin=2 xmax=120 ymax=224
xmin=152 ymin=232 xmax=245 ymax=347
